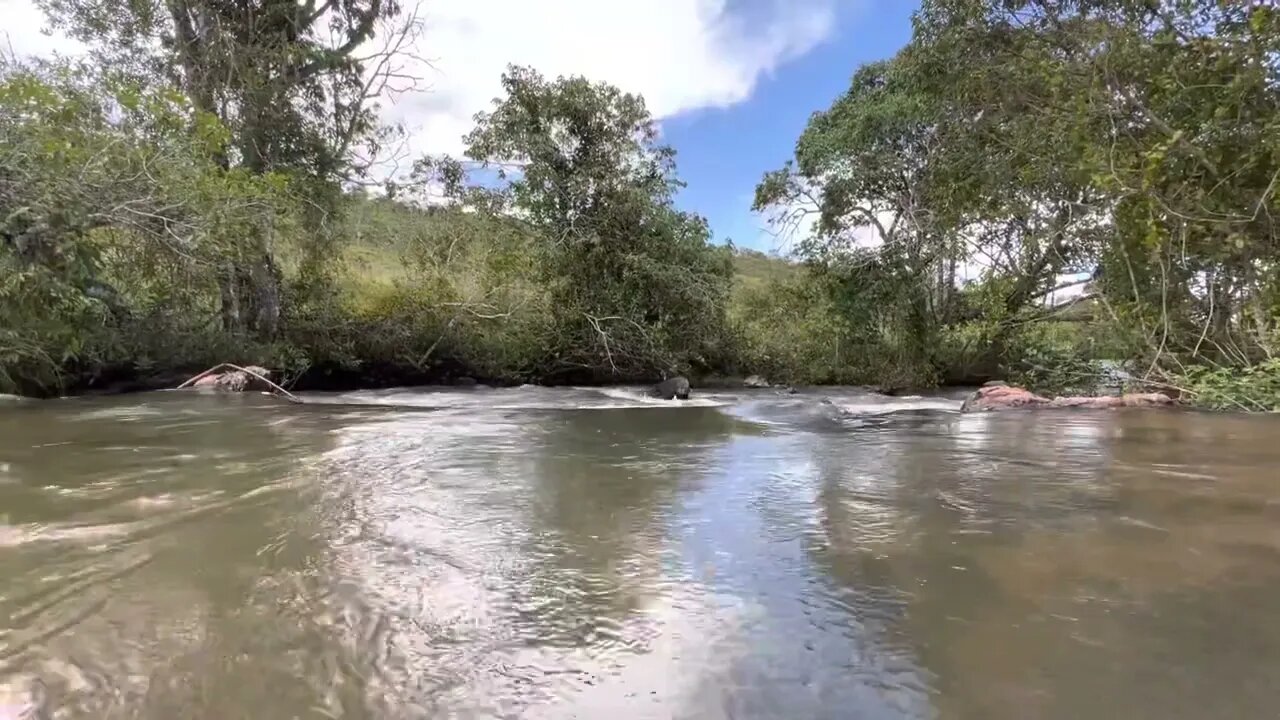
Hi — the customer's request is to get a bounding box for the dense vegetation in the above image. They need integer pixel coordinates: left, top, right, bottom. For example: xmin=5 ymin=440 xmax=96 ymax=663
xmin=2 ymin=1 xmax=739 ymax=394
xmin=752 ymin=0 xmax=1280 ymax=407
xmin=3 ymin=0 xmax=1279 ymax=410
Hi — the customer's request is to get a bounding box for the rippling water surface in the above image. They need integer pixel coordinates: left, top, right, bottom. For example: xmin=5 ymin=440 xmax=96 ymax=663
xmin=2 ymin=385 xmax=1280 ymax=719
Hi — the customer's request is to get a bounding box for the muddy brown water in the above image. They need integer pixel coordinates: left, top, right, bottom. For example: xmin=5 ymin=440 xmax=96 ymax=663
xmin=2 ymin=386 xmax=1280 ymax=719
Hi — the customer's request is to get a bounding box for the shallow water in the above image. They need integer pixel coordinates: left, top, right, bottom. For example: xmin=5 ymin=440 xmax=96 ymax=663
xmin=2 ymin=385 xmax=1279 ymax=719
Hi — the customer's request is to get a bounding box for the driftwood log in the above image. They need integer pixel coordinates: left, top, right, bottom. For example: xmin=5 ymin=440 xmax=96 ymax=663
xmin=176 ymin=363 xmax=302 ymax=404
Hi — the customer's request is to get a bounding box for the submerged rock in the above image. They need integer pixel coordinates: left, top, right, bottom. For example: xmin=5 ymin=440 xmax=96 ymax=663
xmin=960 ymin=384 xmax=1174 ymax=412
xmin=652 ymin=376 xmax=691 ymax=400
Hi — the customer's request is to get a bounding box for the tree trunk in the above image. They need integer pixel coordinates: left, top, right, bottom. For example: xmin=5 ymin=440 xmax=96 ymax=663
xmin=251 ymin=254 xmax=282 ymax=340
xmin=219 ymin=261 xmax=242 ymax=333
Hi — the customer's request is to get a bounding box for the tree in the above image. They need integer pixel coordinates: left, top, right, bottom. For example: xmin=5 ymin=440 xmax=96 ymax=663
xmin=757 ymin=0 xmax=1280 ymax=393
xmin=36 ymin=0 xmax=418 ymax=177
xmin=34 ymin=0 xmax=423 ymax=339
xmin=433 ymin=65 xmax=734 ymax=380
xmin=754 ymin=57 xmax=962 ymax=382
xmin=1 ymin=60 xmax=297 ymax=392
xmin=912 ymin=0 xmax=1280 ymax=373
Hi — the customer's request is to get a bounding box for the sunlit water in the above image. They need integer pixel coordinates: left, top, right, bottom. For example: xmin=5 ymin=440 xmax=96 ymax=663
xmin=2 ymin=385 xmax=1280 ymax=719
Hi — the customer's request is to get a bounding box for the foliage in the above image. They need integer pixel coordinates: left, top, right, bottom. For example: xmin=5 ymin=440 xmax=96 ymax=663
xmin=730 ymin=271 xmax=856 ymax=385
xmin=1003 ymin=325 xmax=1104 ymax=397
xmin=753 ymin=59 xmax=954 ymax=381
xmin=421 ymin=65 xmax=736 ymax=381
xmin=730 ymin=247 xmax=802 ymax=294
xmin=286 ymin=198 xmax=555 ymax=381
xmin=1176 ymin=359 xmax=1280 ymax=413
xmin=0 ymin=58 xmax=739 ymax=394
xmin=1 ymin=61 xmax=298 ymax=393
xmin=35 ymin=0 xmax=408 ymax=178
xmin=31 ymin=0 xmax=419 ymax=343
xmin=753 ymin=0 xmax=1280 ymax=406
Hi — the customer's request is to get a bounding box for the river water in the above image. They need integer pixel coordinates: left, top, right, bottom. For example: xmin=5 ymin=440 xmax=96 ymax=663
xmin=2 ymin=386 xmax=1279 ymax=719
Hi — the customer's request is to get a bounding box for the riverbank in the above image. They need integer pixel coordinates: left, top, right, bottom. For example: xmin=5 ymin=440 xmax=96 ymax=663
xmin=0 ymin=361 xmax=904 ymax=402
xmin=6 ymin=333 xmax=1271 ymax=415
xmin=6 ymin=360 xmax=1195 ymax=420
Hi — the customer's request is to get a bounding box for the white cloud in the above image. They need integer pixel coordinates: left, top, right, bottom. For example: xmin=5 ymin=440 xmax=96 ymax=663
xmin=392 ymin=0 xmax=835 ymax=157
xmin=2 ymin=0 xmax=839 ymax=168
xmin=751 ymin=193 xmax=888 ymax=256
xmin=0 ymin=0 xmax=86 ymax=58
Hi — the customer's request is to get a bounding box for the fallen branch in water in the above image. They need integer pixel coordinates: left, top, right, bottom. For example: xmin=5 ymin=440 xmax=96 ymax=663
xmin=176 ymin=363 xmax=303 ymax=404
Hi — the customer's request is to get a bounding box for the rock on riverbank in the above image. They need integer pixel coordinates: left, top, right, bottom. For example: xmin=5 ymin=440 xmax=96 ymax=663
xmin=960 ymin=384 xmax=1175 ymax=412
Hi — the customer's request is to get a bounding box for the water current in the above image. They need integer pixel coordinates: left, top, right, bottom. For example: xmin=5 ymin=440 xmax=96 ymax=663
xmin=2 ymin=385 xmax=1279 ymax=718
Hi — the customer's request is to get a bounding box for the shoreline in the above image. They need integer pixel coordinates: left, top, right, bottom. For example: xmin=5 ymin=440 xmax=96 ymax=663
xmin=3 ymin=366 xmax=967 ymax=402
xmin=2 ymin=367 xmax=1201 ymax=413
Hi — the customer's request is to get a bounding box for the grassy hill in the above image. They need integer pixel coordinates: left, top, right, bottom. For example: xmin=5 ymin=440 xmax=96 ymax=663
xmin=731 ymin=248 xmax=801 ymax=295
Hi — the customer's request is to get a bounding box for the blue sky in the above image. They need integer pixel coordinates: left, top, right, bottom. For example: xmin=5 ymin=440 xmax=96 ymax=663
xmin=665 ymin=2 xmax=918 ymax=252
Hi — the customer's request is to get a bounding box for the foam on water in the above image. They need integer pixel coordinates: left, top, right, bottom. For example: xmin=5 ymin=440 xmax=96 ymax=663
xmin=304 ymin=384 xmax=737 ymax=411
xmin=814 ymin=389 xmax=962 ymax=417
xmin=826 ymin=395 xmax=962 ymax=417
xmin=588 ymin=386 xmax=734 ymax=409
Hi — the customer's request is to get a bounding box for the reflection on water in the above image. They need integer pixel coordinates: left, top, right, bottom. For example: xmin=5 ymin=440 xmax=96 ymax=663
xmin=2 ymin=386 xmax=1280 ymax=718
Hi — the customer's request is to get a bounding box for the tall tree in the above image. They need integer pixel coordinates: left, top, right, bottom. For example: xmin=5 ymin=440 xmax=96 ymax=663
xmin=759 ymin=0 xmax=1280 ymax=386
xmin=912 ymin=0 xmax=1280 ymax=368
xmin=34 ymin=0 xmax=420 ymax=338
xmin=755 ymin=58 xmax=954 ymax=378
xmin=440 ymin=65 xmax=734 ymax=379
xmin=36 ymin=0 xmax=414 ymax=178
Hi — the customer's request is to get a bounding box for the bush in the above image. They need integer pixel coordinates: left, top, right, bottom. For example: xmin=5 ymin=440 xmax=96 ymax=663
xmin=1176 ymin=360 xmax=1280 ymax=412
xmin=728 ymin=265 xmax=940 ymax=388
xmin=730 ymin=273 xmax=858 ymax=384
xmin=1002 ymin=323 xmax=1106 ymax=396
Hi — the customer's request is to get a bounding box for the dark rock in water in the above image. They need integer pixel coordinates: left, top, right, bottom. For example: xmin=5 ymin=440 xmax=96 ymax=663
xmin=452 ymin=376 xmax=479 ymax=387
xmin=775 ymin=386 xmax=798 ymax=395
xmin=652 ymin=376 xmax=691 ymax=400
xmin=744 ymin=375 xmax=771 ymax=389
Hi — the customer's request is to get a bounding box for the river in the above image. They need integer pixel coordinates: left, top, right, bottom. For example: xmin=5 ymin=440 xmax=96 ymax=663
xmin=2 ymin=386 xmax=1279 ymax=719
